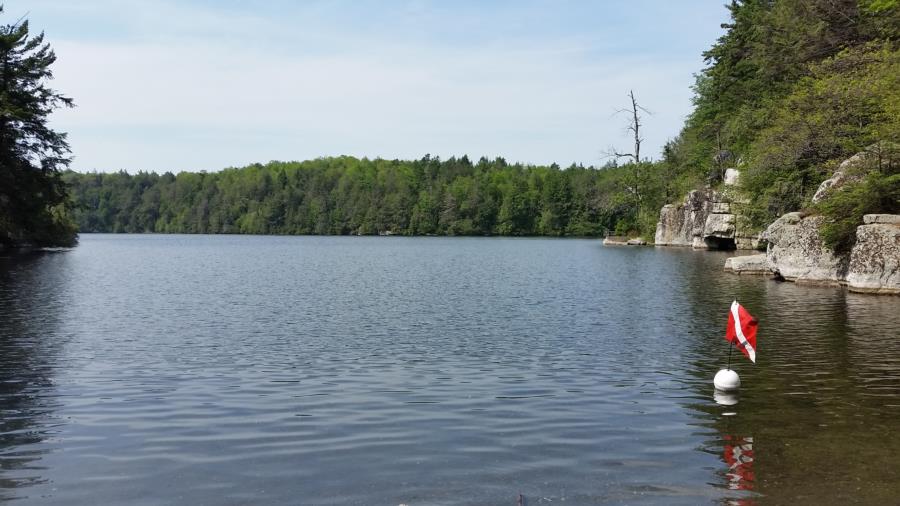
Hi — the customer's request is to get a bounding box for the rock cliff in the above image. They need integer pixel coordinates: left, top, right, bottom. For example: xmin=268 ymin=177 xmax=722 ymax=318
xmin=846 ymin=215 xmax=900 ymax=294
xmin=654 ymin=189 xmax=714 ymax=248
xmin=727 ymin=212 xmax=900 ymax=294
xmin=654 ymin=170 xmax=761 ymax=250
xmin=664 ymin=149 xmax=899 ymax=295
xmin=762 ymin=212 xmax=848 ymax=285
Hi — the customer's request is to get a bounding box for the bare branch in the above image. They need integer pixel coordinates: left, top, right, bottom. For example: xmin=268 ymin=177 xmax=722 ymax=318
xmin=605 ymin=90 xmax=649 ymax=164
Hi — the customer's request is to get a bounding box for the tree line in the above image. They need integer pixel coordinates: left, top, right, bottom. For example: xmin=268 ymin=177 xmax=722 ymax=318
xmin=6 ymin=1 xmax=898 ymax=247
xmin=62 ymin=157 xmax=652 ymax=237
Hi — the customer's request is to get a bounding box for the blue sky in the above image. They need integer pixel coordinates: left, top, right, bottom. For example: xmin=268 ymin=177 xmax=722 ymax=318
xmin=20 ymin=1 xmax=729 ymax=172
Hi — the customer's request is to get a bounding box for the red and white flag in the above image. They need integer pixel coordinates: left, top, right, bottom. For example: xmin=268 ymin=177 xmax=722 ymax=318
xmin=725 ymin=300 xmax=758 ymax=363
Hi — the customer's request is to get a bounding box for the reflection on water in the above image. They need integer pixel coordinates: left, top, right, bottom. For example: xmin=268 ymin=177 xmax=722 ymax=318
xmin=0 ymin=253 xmax=71 ymax=500
xmin=1 ymin=236 xmax=899 ymax=505
xmin=713 ymin=390 xmax=739 ymax=407
xmin=722 ymin=435 xmax=754 ymax=492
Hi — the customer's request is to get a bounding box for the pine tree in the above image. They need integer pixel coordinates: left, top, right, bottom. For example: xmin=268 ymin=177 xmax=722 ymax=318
xmin=0 ymin=6 xmax=76 ymax=248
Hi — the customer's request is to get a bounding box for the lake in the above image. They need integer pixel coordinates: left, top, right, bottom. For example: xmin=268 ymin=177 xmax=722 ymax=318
xmin=2 ymin=235 xmax=899 ymax=505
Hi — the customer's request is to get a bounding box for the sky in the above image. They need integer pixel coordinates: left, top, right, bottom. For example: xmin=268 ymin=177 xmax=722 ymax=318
xmin=19 ymin=0 xmax=730 ymax=173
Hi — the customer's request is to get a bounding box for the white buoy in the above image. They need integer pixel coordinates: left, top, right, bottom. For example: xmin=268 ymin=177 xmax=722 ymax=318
xmin=713 ymin=368 xmax=740 ymax=391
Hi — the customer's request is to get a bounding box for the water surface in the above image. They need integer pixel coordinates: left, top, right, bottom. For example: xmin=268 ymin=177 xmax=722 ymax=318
xmin=2 ymin=235 xmax=899 ymax=504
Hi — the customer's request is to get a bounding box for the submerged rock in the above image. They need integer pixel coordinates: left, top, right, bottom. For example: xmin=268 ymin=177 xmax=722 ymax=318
xmin=724 ymin=254 xmax=772 ymax=275
xmin=603 ymin=236 xmax=646 ymax=246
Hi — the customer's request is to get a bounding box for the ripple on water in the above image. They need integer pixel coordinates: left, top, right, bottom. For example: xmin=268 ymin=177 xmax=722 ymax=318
xmin=1 ymin=236 xmax=899 ymax=505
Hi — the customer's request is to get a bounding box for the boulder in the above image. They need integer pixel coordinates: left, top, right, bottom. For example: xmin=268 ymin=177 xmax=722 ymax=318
xmin=810 ymin=148 xmax=880 ymax=203
xmin=763 ymin=212 xmax=848 ymax=285
xmin=704 ymin=213 xmax=736 ymax=238
xmin=847 ymin=217 xmax=900 ymax=294
xmin=811 ymin=171 xmax=850 ymax=204
xmin=724 ymin=168 xmax=740 ymax=186
xmin=724 ymin=254 xmax=772 ymax=275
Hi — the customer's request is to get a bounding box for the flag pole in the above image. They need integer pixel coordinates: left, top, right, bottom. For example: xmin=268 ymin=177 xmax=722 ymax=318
xmin=726 ymin=298 xmax=736 ymax=370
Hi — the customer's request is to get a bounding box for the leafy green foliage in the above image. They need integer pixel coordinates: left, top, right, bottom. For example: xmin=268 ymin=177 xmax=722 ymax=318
xmin=817 ymin=147 xmax=900 ymax=250
xmin=743 ymin=42 xmax=900 ymax=225
xmin=64 ymin=157 xmax=671 ymax=238
xmin=664 ymin=0 xmax=899 ymax=245
xmin=0 ymin=8 xmax=77 ymax=248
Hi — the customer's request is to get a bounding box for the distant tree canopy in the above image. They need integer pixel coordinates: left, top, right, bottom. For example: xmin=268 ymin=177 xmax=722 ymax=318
xmin=0 ymin=7 xmax=77 ymax=248
xmin=63 ymin=156 xmax=651 ymax=237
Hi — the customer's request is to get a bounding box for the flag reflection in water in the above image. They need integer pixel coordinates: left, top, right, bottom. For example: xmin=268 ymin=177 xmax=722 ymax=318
xmin=723 ymin=435 xmax=754 ymax=490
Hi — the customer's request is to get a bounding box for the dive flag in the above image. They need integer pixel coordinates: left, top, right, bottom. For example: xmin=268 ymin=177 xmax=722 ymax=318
xmin=725 ymin=300 xmax=758 ymax=363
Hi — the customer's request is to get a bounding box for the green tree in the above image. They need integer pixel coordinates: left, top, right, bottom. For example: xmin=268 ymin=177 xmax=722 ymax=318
xmin=0 ymin=7 xmax=76 ymax=247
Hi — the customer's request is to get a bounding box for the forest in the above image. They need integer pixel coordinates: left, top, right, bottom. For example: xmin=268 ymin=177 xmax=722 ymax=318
xmin=62 ymin=157 xmax=644 ymax=237
xmin=4 ymin=1 xmax=899 ymax=246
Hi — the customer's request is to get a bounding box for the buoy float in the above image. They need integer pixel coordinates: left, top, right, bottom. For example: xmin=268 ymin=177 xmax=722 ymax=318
xmin=712 ymin=300 xmax=758 ymax=395
xmin=713 ymin=368 xmax=740 ymax=391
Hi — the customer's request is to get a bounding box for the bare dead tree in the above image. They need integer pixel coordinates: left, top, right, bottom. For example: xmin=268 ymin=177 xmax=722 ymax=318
xmin=601 ymin=90 xmax=653 ymax=217
xmin=606 ymin=90 xmax=651 ymax=164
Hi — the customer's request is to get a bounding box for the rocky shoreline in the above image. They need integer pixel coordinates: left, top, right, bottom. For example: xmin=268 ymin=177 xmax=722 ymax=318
xmin=650 ymin=152 xmax=899 ymax=295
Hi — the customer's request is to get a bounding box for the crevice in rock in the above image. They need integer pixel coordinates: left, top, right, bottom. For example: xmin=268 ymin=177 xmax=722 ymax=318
xmin=704 ymin=236 xmax=736 ymax=250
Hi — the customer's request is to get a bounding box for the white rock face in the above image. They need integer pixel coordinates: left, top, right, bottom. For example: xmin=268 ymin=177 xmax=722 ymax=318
xmin=654 ymin=188 xmax=761 ymax=249
xmin=724 ymin=254 xmax=771 ymax=275
xmin=810 ymin=149 xmax=874 ymax=203
xmin=704 ymin=213 xmax=736 ymax=239
xmin=761 ymin=211 xmax=899 ymax=294
xmin=811 ymin=171 xmax=849 ymax=204
xmin=864 ymin=214 xmax=900 ymax=225
xmin=847 ymin=217 xmax=900 ymax=294
xmin=724 ymin=168 xmax=741 ymax=186
xmin=763 ymin=213 xmax=848 ymax=284
xmin=654 ymin=190 xmax=714 ymax=247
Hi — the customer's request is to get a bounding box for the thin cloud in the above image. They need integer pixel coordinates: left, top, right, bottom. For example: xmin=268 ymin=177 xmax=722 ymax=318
xmin=25 ymin=0 xmax=728 ymax=171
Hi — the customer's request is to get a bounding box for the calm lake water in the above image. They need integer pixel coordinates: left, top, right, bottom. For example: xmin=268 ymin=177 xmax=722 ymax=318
xmin=2 ymin=235 xmax=899 ymax=505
